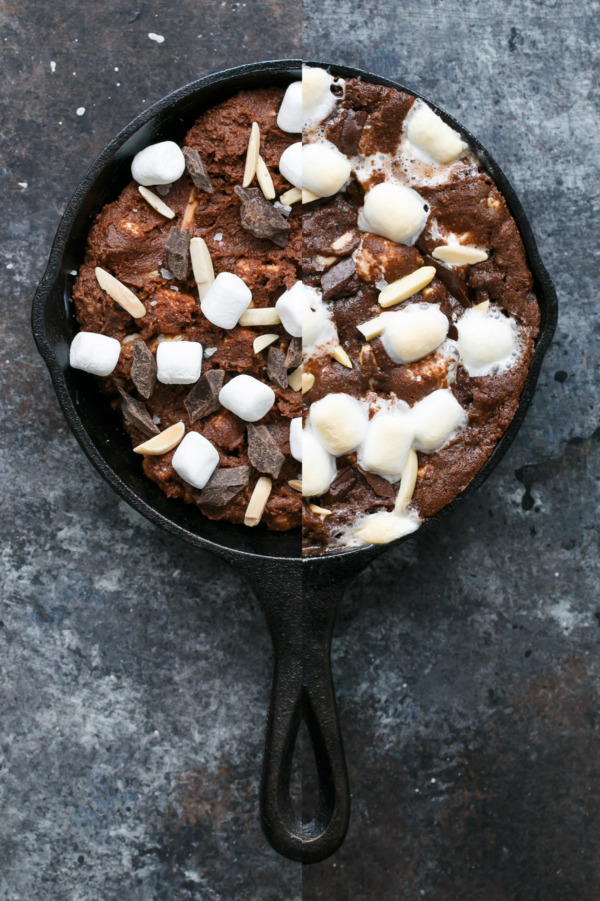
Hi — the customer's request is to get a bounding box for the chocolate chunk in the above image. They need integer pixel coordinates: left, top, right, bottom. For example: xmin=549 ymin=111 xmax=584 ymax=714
xmin=285 ymin=337 xmax=302 ymax=370
xmin=200 ymin=466 xmax=250 ymax=506
xmin=266 ymin=347 xmax=288 ymax=388
xmin=326 ymin=466 xmax=357 ymax=503
xmin=340 ymin=109 xmax=368 ymax=156
xmin=130 ymin=340 xmax=157 ymax=400
xmin=155 ymin=183 xmax=172 ymax=196
xmin=234 ymin=186 xmax=290 ymax=249
xmin=321 ymin=257 xmax=359 ymax=300
xmin=182 ymin=146 xmax=214 ymax=194
xmin=117 ymin=388 xmax=159 ymax=437
xmin=184 ymin=369 xmax=225 ymax=422
xmin=164 ymin=227 xmax=191 ymax=280
xmin=423 ymin=253 xmax=473 ymax=308
xmin=356 ymin=466 xmax=396 ymax=498
xmin=247 ymin=425 xmax=285 ymax=479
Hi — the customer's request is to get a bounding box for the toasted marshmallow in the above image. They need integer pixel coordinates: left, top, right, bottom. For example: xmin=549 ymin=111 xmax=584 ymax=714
xmin=279 ymin=142 xmax=303 ymax=189
xmin=302 ymin=429 xmax=336 ymax=497
xmin=131 ymin=141 xmax=186 ymax=186
xmin=302 ymin=66 xmax=337 ymax=127
xmin=381 ymin=304 xmax=448 ymax=364
xmin=359 ymin=182 xmax=429 ymax=245
xmin=276 ymin=281 xmax=319 ymax=338
xmin=457 ymin=306 xmax=517 ymax=377
xmin=406 ymin=103 xmax=467 ymax=165
xmin=172 ymin=431 xmax=219 ymax=490
xmin=290 ymin=417 xmax=303 ymax=462
xmin=302 ymin=142 xmax=351 ymax=198
xmin=310 ymin=393 xmax=368 ymax=456
xmin=277 ymin=81 xmax=303 ymax=133
xmin=156 ymin=340 xmax=203 ymax=384
xmin=411 ymin=389 xmax=467 ymax=453
xmin=359 ymin=409 xmax=414 ymax=479
xmin=219 ymin=374 xmax=275 ymax=422
xmin=353 ymin=510 xmax=420 ymax=545
xmin=70 ymin=331 xmax=121 ymax=377
xmin=200 ymin=272 xmax=252 ymax=329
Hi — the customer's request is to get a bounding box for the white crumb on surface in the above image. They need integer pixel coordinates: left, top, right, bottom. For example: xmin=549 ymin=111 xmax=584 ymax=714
xmin=18 ymin=182 xmax=27 ymax=189
xmin=148 ymin=33 xmax=165 ymax=43
xmin=50 ymin=61 xmax=56 ymax=73
xmin=76 ymin=107 xmax=85 ymax=116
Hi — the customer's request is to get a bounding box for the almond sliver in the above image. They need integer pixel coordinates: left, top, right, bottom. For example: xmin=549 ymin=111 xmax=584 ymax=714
xmin=243 ymin=122 xmax=260 ymax=188
xmin=138 ymin=186 xmax=176 ymax=219
xmin=378 ymin=266 xmax=436 ymax=308
xmin=95 ymin=267 xmax=146 ymax=319
xmin=189 ymin=237 xmax=215 ymax=300
xmin=432 ymin=245 xmax=488 ymax=265
xmin=134 ymin=421 xmax=185 ymax=455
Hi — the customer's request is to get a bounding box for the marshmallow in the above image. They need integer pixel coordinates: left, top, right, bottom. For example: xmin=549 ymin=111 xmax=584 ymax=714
xmin=303 ymin=303 xmax=332 ymax=349
xmin=279 ymin=142 xmax=303 ymax=190
xmin=411 ymin=389 xmax=467 ymax=453
xmin=359 ymin=409 xmax=414 ymax=479
xmin=310 ymin=393 xmax=368 ymax=456
xmin=69 ymin=331 xmax=121 ymax=377
xmin=290 ymin=417 xmax=302 ymax=462
xmin=277 ymin=81 xmax=303 ymax=133
xmin=381 ymin=304 xmax=449 ymax=364
xmin=302 ymin=142 xmax=351 ymax=198
xmin=219 ymin=374 xmax=275 ymax=422
xmin=172 ymin=431 xmax=219 ymax=490
xmin=302 ymin=66 xmax=337 ymax=127
xmin=406 ymin=103 xmax=467 ymax=165
xmin=302 ymin=429 xmax=337 ymax=497
xmin=359 ymin=182 xmax=429 ymax=245
xmin=457 ymin=306 xmax=517 ymax=377
xmin=276 ymin=281 xmax=320 ymax=338
xmin=353 ymin=510 xmax=420 ymax=545
xmin=156 ymin=341 xmax=203 ymax=385
xmin=131 ymin=141 xmax=186 ymax=186
xmin=200 ymin=272 xmax=252 ymax=329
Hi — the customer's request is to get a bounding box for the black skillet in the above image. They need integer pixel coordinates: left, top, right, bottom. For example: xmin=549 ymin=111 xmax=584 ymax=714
xmin=31 ymin=59 xmax=558 ymax=864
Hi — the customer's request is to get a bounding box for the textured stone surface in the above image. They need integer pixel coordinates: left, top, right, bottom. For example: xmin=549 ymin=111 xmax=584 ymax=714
xmin=1 ymin=0 xmax=599 ymax=897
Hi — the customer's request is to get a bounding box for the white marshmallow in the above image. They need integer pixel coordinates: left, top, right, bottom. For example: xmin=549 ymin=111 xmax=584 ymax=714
xmin=200 ymin=272 xmax=252 ymax=329
xmin=302 ymin=66 xmax=337 ymax=127
xmin=457 ymin=306 xmax=517 ymax=377
xmin=276 ymin=281 xmax=320 ymax=338
xmin=219 ymin=374 xmax=275 ymax=422
xmin=302 ymin=142 xmax=351 ymax=198
xmin=381 ymin=304 xmax=449 ymax=364
xmin=131 ymin=141 xmax=186 ymax=186
xmin=301 ymin=429 xmax=336 ymax=497
xmin=353 ymin=510 xmax=420 ymax=545
xmin=303 ymin=303 xmax=331 ymax=349
xmin=359 ymin=409 xmax=414 ymax=479
xmin=279 ymin=142 xmax=303 ymax=189
xmin=406 ymin=103 xmax=467 ymax=165
xmin=69 ymin=331 xmax=121 ymax=377
xmin=290 ymin=417 xmax=303 ymax=462
xmin=310 ymin=393 xmax=368 ymax=456
xmin=277 ymin=81 xmax=303 ymax=133
xmin=359 ymin=182 xmax=429 ymax=245
xmin=411 ymin=389 xmax=467 ymax=453
xmin=172 ymin=431 xmax=219 ymax=490
xmin=156 ymin=341 xmax=203 ymax=385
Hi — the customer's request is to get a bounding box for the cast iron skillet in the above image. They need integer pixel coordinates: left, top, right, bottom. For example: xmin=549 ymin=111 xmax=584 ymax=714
xmin=31 ymin=59 xmax=557 ymax=864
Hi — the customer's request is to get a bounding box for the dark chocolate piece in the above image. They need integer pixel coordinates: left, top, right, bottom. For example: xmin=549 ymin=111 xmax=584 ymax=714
xmin=199 ymin=466 xmax=250 ymax=506
xmin=423 ymin=253 xmax=473 ymax=308
xmin=285 ymin=337 xmax=302 ymax=370
xmin=247 ymin=425 xmax=285 ymax=479
xmin=266 ymin=347 xmax=288 ymax=388
xmin=118 ymin=388 xmax=159 ymax=437
xmin=182 ymin=146 xmax=214 ymax=194
xmin=356 ymin=466 xmax=396 ymax=498
xmin=340 ymin=109 xmax=368 ymax=156
xmin=130 ymin=340 xmax=157 ymax=400
xmin=155 ymin=183 xmax=172 ymax=196
xmin=164 ymin=227 xmax=191 ymax=280
xmin=234 ymin=186 xmax=290 ymax=248
xmin=321 ymin=257 xmax=359 ymax=300
xmin=326 ymin=466 xmax=357 ymax=503
xmin=184 ymin=369 xmax=225 ymax=423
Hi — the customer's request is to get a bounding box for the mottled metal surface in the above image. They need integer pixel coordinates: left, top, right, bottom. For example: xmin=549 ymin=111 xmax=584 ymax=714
xmin=1 ymin=0 xmax=598 ymax=896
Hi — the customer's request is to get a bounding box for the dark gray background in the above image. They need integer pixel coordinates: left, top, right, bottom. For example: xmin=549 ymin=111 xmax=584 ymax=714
xmin=1 ymin=0 xmax=598 ymax=898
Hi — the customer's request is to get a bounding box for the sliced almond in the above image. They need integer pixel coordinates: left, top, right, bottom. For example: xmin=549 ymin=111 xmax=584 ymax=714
xmin=119 ymin=219 xmax=145 ymax=237
xmin=302 ymin=189 xmax=321 ymax=204
xmin=287 ymin=365 xmax=303 ymax=392
xmin=138 ymin=186 xmax=176 ymax=220
xmin=309 ymin=503 xmax=332 ymax=516
xmin=393 ymin=449 xmax=418 ymax=514
xmin=431 ymin=245 xmax=488 ymax=265
xmin=121 ymin=333 xmax=141 ymax=345
xmin=357 ymin=312 xmax=392 ymax=341
xmin=239 ymin=307 xmax=281 ymax=327
xmin=244 ymin=476 xmax=272 ymax=527
xmin=95 ymin=267 xmax=146 ymax=319
xmin=156 ymin=333 xmax=183 ymax=342
xmin=279 ymin=187 xmax=302 ymax=205
xmin=331 ymin=231 xmax=355 ymax=252
xmin=133 ymin=421 xmax=185 ymax=456
xmin=253 ymin=333 xmax=279 ymax=354
xmin=301 ymin=372 xmax=315 ymax=395
xmin=242 ymin=122 xmax=260 ymax=188
xmin=378 ymin=266 xmax=436 ymax=309
xmin=182 ymin=188 xmax=198 ymax=228
xmin=331 ymin=345 xmax=352 ymax=369
xmin=288 ymin=479 xmax=302 ymax=492
xmin=315 ymin=255 xmax=337 ymax=269
xmin=474 ymin=299 xmax=491 ymax=313
xmin=189 ymin=237 xmax=215 ymax=300
xmin=256 ymin=155 xmax=276 ymax=200
xmin=487 ymin=195 xmax=502 ymax=211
